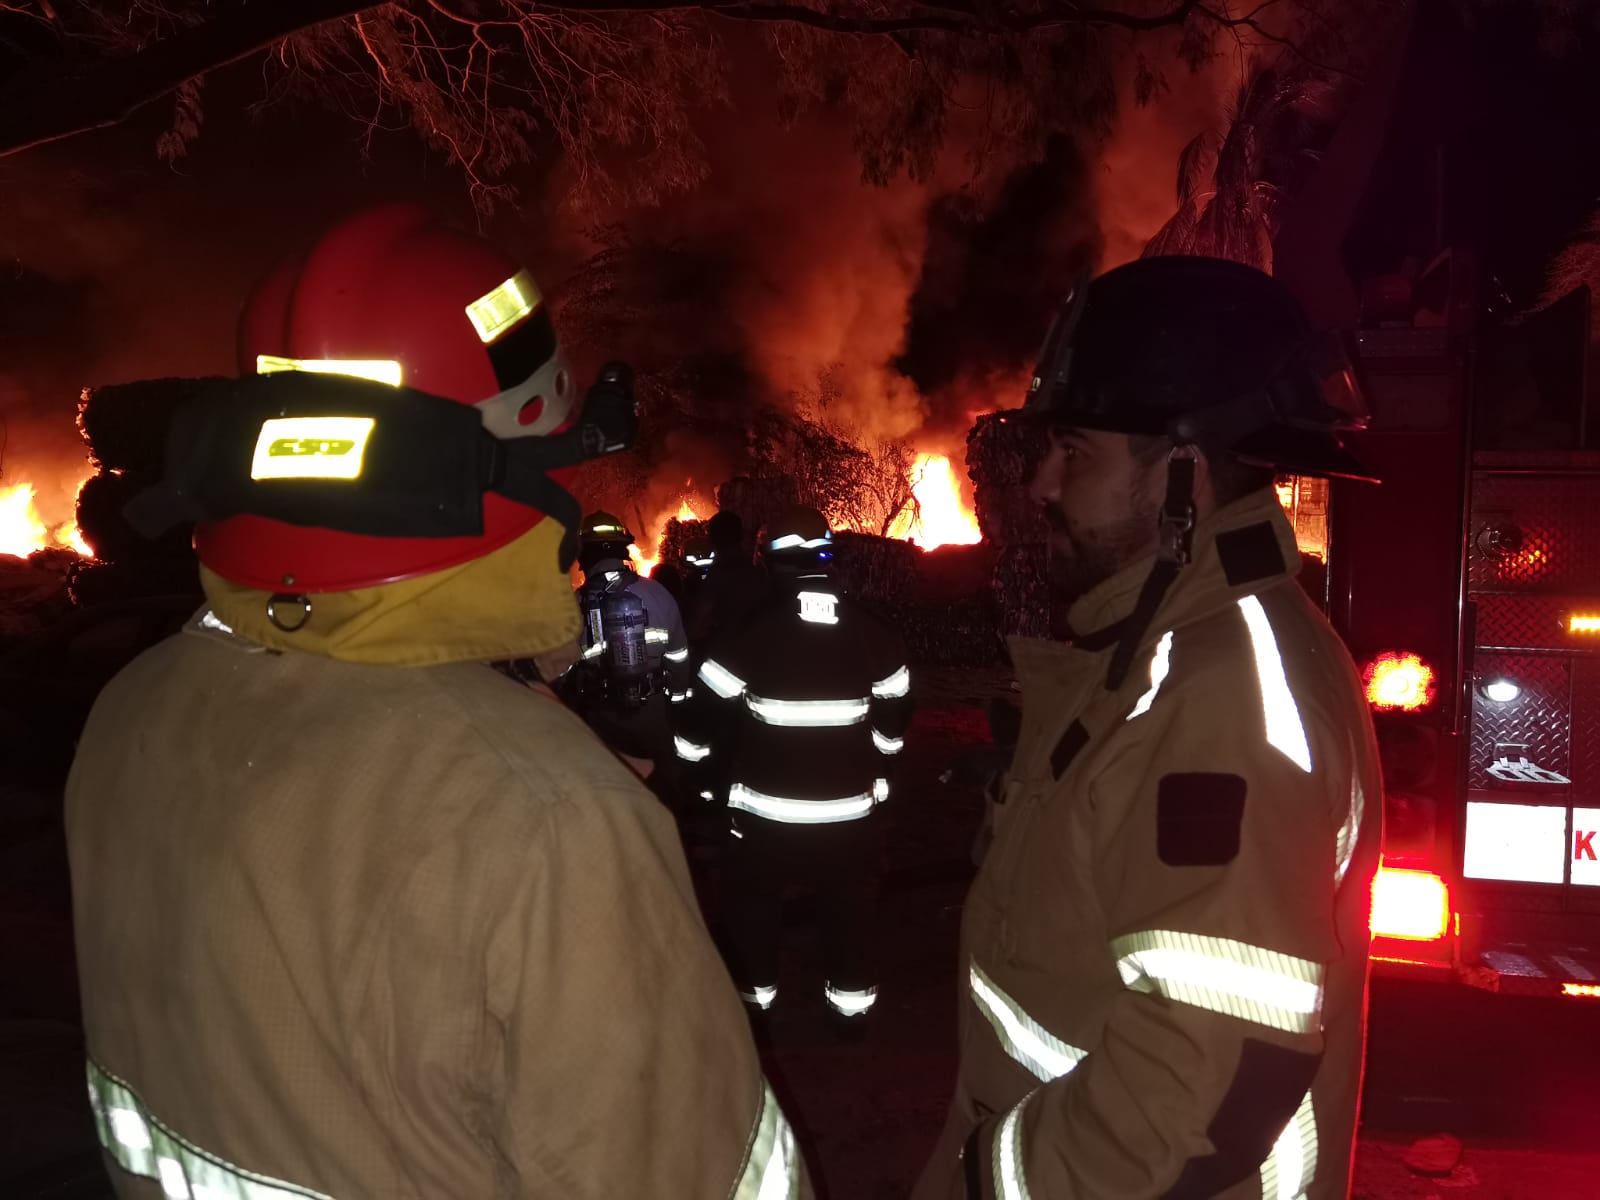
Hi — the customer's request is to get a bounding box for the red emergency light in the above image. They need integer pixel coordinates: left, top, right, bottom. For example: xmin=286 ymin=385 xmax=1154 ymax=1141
xmin=1370 ymin=865 xmax=1450 ymax=942
xmin=1363 ymin=651 xmax=1437 ymax=712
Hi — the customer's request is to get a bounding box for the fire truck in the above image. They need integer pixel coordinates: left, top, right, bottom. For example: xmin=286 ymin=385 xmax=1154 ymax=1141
xmin=1278 ymin=276 xmax=1600 ymax=999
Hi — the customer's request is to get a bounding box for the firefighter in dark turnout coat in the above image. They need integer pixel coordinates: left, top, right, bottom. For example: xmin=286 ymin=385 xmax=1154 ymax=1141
xmin=677 ymin=505 xmax=913 ymax=1021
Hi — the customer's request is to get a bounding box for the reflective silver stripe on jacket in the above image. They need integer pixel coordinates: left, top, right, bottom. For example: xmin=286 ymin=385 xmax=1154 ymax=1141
xmin=969 ymin=960 xmax=1088 ymax=1084
xmin=87 ymin=1058 xmax=331 ymax=1200
xmin=699 ymin=658 xmax=748 ymax=699
xmin=1125 ymin=629 xmax=1174 ymax=721
xmin=675 ymin=735 xmax=712 ymax=762
xmin=732 ymin=1081 xmax=802 ymax=1200
xmin=871 ymin=664 xmax=911 ymax=698
xmin=1236 ymin=596 xmax=1312 ymax=773
xmin=729 ymin=782 xmax=874 ymax=824
xmin=1111 ymin=930 xmax=1325 ymax=1035
xmin=1260 ymin=1088 xmax=1318 ymax=1200
xmin=993 ymin=1091 xmax=1035 ymax=1200
xmin=745 ymin=694 xmax=870 ymax=727
xmin=1334 ymin=774 xmax=1363 ymax=887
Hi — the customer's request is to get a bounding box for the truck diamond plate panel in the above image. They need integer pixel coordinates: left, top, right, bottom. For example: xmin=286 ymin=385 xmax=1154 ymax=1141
xmin=1473 ymin=594 xmax=1600 ymax=651
xmin=1468 ymin=654 xmax=1570 ymax=792
xmin=1470 ymin=474 xmax=1600 ymax=593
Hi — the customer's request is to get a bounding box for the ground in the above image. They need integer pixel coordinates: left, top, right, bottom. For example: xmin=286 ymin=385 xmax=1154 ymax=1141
xmin=3 ymin=664 xmax=1599 ymax=1197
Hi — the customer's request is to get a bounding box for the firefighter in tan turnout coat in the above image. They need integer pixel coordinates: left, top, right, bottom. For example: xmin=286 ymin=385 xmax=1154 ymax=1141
xmin=65 ymin=205 xmax=807 ymax=1199
xmin=914 ymin=257 xmax=1383 ymax=1200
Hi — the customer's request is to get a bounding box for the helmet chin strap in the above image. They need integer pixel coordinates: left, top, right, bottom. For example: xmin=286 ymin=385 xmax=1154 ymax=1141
xmin=1105 ymin=445 xmax=1197 ymax=690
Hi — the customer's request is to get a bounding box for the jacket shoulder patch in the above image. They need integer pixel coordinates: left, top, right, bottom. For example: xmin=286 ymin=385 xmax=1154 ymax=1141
xmin=1157 ymin=773 xmax=1247 ymax=866
xmin=1216 ymin=521 xmax=1286 ymax=587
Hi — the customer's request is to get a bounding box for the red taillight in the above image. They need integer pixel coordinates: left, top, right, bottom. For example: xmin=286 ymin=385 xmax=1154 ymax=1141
xmin=1363 ymin=651 xmax=1437 ymax=712
xmin=1562 ymin=982 xmax=1600 ymax=999
xmin=1370 ymin=866 xmax=1450 ymax=941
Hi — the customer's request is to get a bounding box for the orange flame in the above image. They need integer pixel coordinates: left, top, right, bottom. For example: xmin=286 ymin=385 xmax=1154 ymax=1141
xmin=0 ymin=478 xmax=91 ymax=559
xmin=886 ymin=453 xmax=981 ymax=551
xmin=629 ymin=496 xmax=703 ymax=578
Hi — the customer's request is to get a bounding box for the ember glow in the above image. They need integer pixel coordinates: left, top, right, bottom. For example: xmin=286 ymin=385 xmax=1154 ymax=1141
xmin=886 ymin=454 xmax=982 ymax=552
xmin=0 ymin=480 xmax=89 ymax=559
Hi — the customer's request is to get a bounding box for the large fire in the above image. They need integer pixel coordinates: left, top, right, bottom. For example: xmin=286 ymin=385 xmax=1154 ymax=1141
xmin=886 ymin=453 xmax=982 ymax=551
xmin=630 ymin=498 xmax=701 ymax=577
xmin=0 ymin=479 xmax=90 ymax=559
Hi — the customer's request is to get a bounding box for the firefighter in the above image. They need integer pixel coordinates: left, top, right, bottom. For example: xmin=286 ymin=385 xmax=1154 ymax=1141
xmin=678 ymin=505 xmax=913 ymax=1028
xmin=567 ymin=511 xmax=694 ymax=775
xmin=65 ymin=204 xmax=807 ymax=1199
xmin=912 ymin=256 xmax=1383 ymax=1200
xmin=687 ymin=510 xmax=772 ymax=649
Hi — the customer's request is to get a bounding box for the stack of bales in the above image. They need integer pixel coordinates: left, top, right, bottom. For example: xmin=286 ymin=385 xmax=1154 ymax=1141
xmin=71 ymin=379 xmax=213 ymax=607
xmin=967 ymin=412 xmax=1049 ymax=640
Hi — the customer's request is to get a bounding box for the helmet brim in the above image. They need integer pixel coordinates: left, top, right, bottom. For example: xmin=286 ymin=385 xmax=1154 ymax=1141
xmin=1233 ymin=427 xmax=1380 ymax=483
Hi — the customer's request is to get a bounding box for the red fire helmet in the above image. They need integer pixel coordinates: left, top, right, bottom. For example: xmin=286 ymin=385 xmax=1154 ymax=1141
xmin=195 ymin=203 xmax=577 ymax=592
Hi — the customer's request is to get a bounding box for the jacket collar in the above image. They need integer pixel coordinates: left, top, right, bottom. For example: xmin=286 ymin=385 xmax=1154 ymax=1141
xmin=1010 ymin=488 xmax=1302 ymax=698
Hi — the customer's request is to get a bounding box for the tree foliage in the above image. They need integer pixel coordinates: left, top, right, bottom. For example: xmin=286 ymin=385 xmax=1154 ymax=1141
xmin=0 ymin=0 xmax=1377 ymax=209
xmin=1142 ymin=63 xmax=1332 ymax=270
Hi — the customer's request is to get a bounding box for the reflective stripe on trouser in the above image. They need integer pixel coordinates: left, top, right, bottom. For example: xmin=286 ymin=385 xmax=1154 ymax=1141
xmin=1261 ymin=1089 xmax=1318 ymax=1200
xmin=968 ymin=960 xmax=1088 ymax=1083
xmin=824 ymin=983 xmax=877 ymax=1016
xmin=741 ymin=984 xmax=778 ymax=1010
xmin=732 ymin=1082 xmax=803 ymax=1200
xmin=1111 ymin=930 xmax=1325 ymax=1034
xmin=722 ymin=814 xmax=880 ymax=1020
xmin=87 ymin=1058 xmax=331 ymax=1199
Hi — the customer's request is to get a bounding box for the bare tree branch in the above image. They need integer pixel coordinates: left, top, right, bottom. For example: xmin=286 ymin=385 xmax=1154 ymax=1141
xmin=0 ymin=0 xmax=1263 ymax=161
xmin=0 ymin=0 xmax=381 ymax=157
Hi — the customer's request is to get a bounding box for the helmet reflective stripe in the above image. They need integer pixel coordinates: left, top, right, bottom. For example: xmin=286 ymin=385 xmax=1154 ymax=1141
xmin=768 ymin=533 xmax=832 ymax=551
xmin=465 ymin=269 xmax=542 ymax=344
xmin=88 ymin=1059 xmax=331 ymax=1199
xmin=745 ymin=693 xmax=869 ymax=727
xmin=824 ymin=983 xmax=878 ymax=1016
xmin=729 ymin=782 xmax=874 ymax=824
xmin=255 ymin=354 xmax=403 ymax=387
xmin=871 ymin=665 xmax=911 ymax=699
